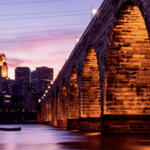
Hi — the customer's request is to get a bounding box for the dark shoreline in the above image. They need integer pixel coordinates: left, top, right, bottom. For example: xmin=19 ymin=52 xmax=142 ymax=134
xmin=0 ymin=122 xmax=37 ymax=124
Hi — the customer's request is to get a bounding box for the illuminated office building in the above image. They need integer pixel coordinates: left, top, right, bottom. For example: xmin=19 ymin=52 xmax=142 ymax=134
xmin=0 ymin=54 xmax=8 ymax=78
xmin=31 ymin=71 xmax=39 ymax=92
xmin=0 ymin=79 xmax=23 ymax=108
xmin=36 ymin=67 xmax=53 ymax=93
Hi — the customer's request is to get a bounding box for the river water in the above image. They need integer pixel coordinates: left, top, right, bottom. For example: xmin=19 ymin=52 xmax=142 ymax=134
xmin=0 ymin=124 xmax=150 ymax=150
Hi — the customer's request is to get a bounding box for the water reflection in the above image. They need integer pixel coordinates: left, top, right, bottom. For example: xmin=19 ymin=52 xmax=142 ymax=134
xmin=0 ymin=125 xmax=150 ymax=150
xmin=0 ymin=124 xmax=83 ymax=150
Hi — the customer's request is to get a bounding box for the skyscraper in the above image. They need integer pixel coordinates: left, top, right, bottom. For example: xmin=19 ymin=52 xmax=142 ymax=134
xmin=0 ymin=54 xmax=8 ymax=78
xmin=30 ymin=71 xmax=39 ymax=92
xmin=15 ymin=67 xmax=30 ymax=103
xmin=36 ymin=67 xmax=53 ymax=81
xmin=15 ymin=67 xmax=30 ymax=83
xmin=31 ymin=71 xmax=39 ymax=83
xmin=36 ymin=67 xmax=53 ymax=93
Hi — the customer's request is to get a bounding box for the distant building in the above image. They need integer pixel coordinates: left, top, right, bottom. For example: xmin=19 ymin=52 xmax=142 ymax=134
xmin=36 ymin=67 xmax=53 ymax=93
xmin=15 ymin=67 xmax=30 ymax=83
xmin=0 ymin=79 xmax=23 ymax=109
xmin=21 ymin=81 xmax=30 ymax=101
xmin=36 ymin=67 xmax=53 ymax=81
xmin=0 ymin=79 xmax=22 ymax=95
xmin=30 ymin=71 xmax=39 ymax=92
xmin=27 ymin=92 xmax=42 ymax=112
xmin=29 ymin=67 xmax=53 ymax=112
xmin=38 ymin=81 xmax=51 ymax=93
xmin=0 ymin=54 xmax=8 ymax=78
xmin=30 ymin=82 xmax=39 ymax=93
xmin=31 ymin=71 xmax=39 ymax=82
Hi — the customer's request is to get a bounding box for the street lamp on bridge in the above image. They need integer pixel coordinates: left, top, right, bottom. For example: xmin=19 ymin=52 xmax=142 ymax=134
xmin=38 ymin=99 xmax=41 ymax=103
xmin=75 ymin=37 xmax=79 ymax=45
xmin=91 ymin=7 xmax=97 ymax=19
xmin=65 ymin=56 xmax=69 ymax=61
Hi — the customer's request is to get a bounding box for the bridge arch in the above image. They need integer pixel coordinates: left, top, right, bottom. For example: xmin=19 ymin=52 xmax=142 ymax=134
xmin=61 ymin=79 xmax=68 ymax=121
xmin=41 ymin=103 xmax=44 ymax=122
xmin=48 ymin=95 xmax=52 ymax=123
xmin=81 ymin=46 xmax=101 ymax=118
xmin=68 ymin=66 xmax=79 ymax=119
xmin=42 ymin=101 xmax=46 ymax=122
xmin=52 ymin=92 xmax=57 ymax=126
xmin=56 ymin=86 xmax=60 ymax=120
xmin=105 ymin=2 xmax=150 ymax=115
xmin=46 ymin=98 xmax=49 ymax=122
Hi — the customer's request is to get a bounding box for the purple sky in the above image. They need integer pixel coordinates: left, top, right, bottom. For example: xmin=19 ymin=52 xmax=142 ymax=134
xmin=0 ymin=0 xmax=103 ymax=79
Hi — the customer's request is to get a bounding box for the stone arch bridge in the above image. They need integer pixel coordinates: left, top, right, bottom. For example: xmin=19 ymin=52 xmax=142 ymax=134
xmin=37 ymin=0 xmax=150 ymax=133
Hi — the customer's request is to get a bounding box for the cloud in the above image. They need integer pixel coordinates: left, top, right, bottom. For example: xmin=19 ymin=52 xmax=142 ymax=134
xmin=0 ymin=28 xmax=85 ymax=79
xmin=7 ymin=57 xmax=24 ymax=65
xmin=0 ymin=28 xmax=84 ymax=48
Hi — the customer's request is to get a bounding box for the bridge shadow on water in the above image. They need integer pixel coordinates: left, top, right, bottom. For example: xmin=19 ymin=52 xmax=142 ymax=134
xmin=61 ymin=132 xmax=150 ymax=150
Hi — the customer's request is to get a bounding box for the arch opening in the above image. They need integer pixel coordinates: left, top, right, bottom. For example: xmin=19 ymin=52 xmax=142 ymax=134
xmin=56 ymin=87 xmax=60 ymax=120
xmin=81 ymin=47 xmax=101 ymax=118
xmin=61 ymin=80 xmax=67 ymax=120
xmin=48 ymin=96 xmax=52 ymax=122
xmin=41 ymin=105 xmax=44 ymax=122
xmin=69 ymin=67 xmax=79 ymax=119
xmin=46 ymin=99 xmax=49 ymax=122
xmin=44 ymin=102 xmax=46 ymax=122
xmin=105 ymin=2 xmax=150 ymax=115
xmin=52 ymin=93 xmax=56 ymax=124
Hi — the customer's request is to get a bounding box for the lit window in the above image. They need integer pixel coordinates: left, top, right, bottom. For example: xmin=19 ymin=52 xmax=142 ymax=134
xmin=5 ymin=95 xmax=11 ymax=98
xmin=5 ymin=100 xmax=11 ymax=103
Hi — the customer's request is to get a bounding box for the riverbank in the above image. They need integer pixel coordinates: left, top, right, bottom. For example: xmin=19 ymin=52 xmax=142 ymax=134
xmin=0 ymin=112 xmax=36 ymax=124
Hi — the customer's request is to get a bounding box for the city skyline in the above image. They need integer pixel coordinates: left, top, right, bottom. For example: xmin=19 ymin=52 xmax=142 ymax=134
xmin=0 ymin=0 xmax=103 ymax=79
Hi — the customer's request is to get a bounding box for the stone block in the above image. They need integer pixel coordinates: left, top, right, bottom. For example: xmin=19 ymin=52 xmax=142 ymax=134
xmin=67 ymin=119 xmax=79 ymax=130
xmin=57 ymin=120 xmax=67 ymax=128
xmin=133 ymin=55 xmax=145 ymax=58
xmin=145 ymin=55 xmax=150 ymax=59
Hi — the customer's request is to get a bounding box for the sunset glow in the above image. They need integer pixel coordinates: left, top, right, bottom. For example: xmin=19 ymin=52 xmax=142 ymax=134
xmin=0 ymin=0 xmax=103 ymax=79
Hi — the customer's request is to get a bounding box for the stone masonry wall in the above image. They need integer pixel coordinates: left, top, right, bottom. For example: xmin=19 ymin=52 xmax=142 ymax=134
xmin=105 ymin=2 xmax=150 ymax=115
xmin=104 ymin=115 xmax=150 ymax=133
